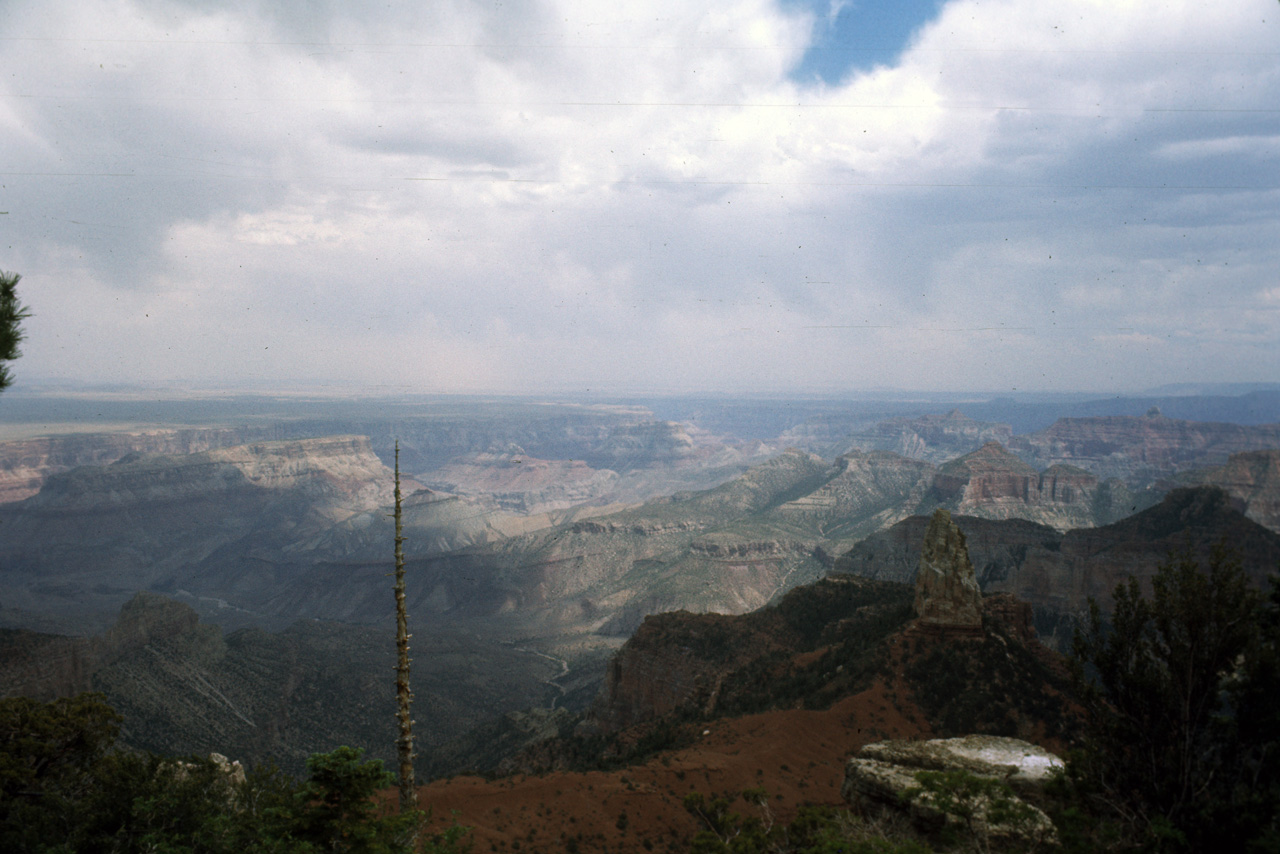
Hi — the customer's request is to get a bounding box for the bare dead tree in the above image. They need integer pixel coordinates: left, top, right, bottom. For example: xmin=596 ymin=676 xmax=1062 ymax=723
xmin=393 ymin=441 xmax=417 ymax=814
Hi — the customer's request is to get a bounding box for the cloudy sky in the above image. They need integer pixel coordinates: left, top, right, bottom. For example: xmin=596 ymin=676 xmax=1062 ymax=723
xmin=2 ymin=0 xmax=1278 ymax=395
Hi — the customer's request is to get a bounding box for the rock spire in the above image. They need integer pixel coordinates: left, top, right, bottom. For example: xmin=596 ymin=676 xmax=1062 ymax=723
xmin=914 ymin=508 xmax=983 ymax=628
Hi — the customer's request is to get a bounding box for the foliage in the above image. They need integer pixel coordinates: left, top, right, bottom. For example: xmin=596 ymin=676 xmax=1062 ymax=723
xmin=902 ymin=770 xmax=1049 ymax=852
xmin=683 ymin=789 xmax=777 ymax=853
xmin=0 ymin=694 xmax=471 ymax=854
xmin=712 ymin=582 xmax=915 ymax=718
xmin=1068 ymin=545 xmax=1280 ymax=851
xmin=292 ymin=746 xmax=420 ymax=853
xmin=0 ymin=270 xmax=30 ymax=392
xmin=72 ymin=751 xmax=244 ymax=853
xmin=0 ymin=693 xmax=123 ymax=851
xmin=682 ymin=791 xmax=930 ymax=854
xmin=902 ymin=622 xmax=1074 ymax=740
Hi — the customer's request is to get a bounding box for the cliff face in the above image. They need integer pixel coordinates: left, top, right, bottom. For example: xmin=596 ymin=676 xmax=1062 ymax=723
xmin=923 ymin=442 xmax=1123 ymax=531
xmin=913 ymin=509 xmax=982 ymax=629
xmin=836 ymin=487 xmax=1280 ymax=651
xmin=1170 ymin=449 xmax=1280 ymax=533
xmin=0 ymin=436 xmax=396 ymax=628
xmin=0 ymin=426 xmax=292 ymax=503
xmin=846 ymin=410 xmax=1014 ymax=464
xmin=1012 ymin=410 xmax=1280 ymax=484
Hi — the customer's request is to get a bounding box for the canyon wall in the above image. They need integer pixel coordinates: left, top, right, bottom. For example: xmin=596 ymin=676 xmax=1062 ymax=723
xmin=836 ymin=486 xmax=1280 ymax=650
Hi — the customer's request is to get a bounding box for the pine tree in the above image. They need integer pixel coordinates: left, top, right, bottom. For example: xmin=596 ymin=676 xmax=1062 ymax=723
xmin=0 ymin=270 xmax=31 ymax=393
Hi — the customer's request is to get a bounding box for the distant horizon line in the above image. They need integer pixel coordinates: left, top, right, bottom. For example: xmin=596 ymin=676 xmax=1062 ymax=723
xmin=5 ymin=378 xmax=1279 ymax=403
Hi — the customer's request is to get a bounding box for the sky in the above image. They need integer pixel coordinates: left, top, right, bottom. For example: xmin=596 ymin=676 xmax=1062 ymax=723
xmin=1 ymin=0 xmax=1278 ymax=396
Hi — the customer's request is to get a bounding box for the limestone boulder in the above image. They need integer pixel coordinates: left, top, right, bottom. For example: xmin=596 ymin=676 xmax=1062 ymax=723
xmin=843 ymin=736 xmax=1063 ymax=849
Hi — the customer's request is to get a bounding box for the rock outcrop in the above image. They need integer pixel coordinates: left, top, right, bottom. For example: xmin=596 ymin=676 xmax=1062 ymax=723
xmin=838 ymin=486 xmax=1280 ymax=651
xmin=1012 ymin=412 xmax=1280 ymax=484
xmin=844 ymin=410 xmax=1015 ymax=464
xmin=0 ymin=436 xmax=398 ymax=629
xmin=843 ymin=736 xmax=1062 ymax=847
xmin=927 ymin=442 xmax=1122 ymax=531
xmin=0 ymin=592 xmax=206 ymax=700
xmin=1170 ymin=449 xmax=1280 ymax=533
xmin=914 ymin=509 xmax=983 ymax=630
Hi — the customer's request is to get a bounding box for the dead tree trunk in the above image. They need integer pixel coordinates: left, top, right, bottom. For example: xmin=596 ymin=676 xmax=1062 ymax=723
xmin=393 ymin=441 xmax=417 ymax=813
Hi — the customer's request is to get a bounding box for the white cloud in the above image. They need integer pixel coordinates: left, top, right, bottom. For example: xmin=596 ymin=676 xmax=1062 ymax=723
xmin=2 ymin=0 xmax=1278 ymax=393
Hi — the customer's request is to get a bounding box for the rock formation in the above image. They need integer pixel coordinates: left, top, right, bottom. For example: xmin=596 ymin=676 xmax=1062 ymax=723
xmin=1011 ymin=412 xmax=1280 ymax=484
xmin=0 ymin=426 xmax=292 ymax=503
xmin=0 ymin=592 xmax=205 ymax=700
xmin=771 ymin=449 xmax=936 ymax=549
xmin=839 ymin=486 xmax=1280 ymax=651
xmin=843 ymin=736 xmax=1062 ymax=847
xmin=843 ymin=409 xmax=1015 ymax=464
xmin=0 ymin=436 xmax=400 ymax=630
xmin=0 ymin=592 xmax=565 ymax=776
xmin=925 ymin=441 xmax=1130 ymax=531
xmin=424 ymin=451 xmax=622 ymax=514
xmin=1171 ymin=449 xmax=1280 ymax=533
xmin=913 ymin=509 xmax=983 ymax=630
xmin=587 ymin=576 xmax=914 ymax=738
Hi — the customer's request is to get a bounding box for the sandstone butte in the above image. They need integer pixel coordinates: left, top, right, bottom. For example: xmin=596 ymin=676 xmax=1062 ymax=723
xmin=912 ymin=508 xmax=983 ymax=630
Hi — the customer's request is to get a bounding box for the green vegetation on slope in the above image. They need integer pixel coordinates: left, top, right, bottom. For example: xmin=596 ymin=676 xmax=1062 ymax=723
xmin=0 ymin=692 xmax=469 ymax=854
xmin=1059 ymin=547 xmax=1280 ymax=852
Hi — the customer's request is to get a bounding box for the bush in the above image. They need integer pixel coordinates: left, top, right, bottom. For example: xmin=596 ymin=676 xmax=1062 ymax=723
xmin=0 ymin=693 xmax=470 ymax=854
xmin=1069 ymin=546 xmax=1280 ymax=851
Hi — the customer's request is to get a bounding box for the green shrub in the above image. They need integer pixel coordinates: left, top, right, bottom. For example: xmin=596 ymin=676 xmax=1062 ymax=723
xmin=1069 ymin=547 xmax=1280 ymax=851
xmin=0 ymin=693 xmax=471 ymax=854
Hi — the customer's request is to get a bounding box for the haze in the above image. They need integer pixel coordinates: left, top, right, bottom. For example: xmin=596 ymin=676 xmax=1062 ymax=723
xmin=3 ymin=0 xmax=1278 ymax=395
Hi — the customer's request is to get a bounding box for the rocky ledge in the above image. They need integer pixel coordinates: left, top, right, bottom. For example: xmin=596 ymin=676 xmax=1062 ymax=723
xmin=843 ymin=736 xmax=1063 ymax=848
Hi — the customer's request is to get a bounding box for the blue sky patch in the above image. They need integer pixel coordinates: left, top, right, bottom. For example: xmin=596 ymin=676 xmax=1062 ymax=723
xmin=786 ymin=0 xmax=945 ymax=85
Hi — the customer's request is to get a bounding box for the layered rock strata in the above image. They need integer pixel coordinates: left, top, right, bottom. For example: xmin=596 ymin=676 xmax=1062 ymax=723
xmin=927 ymin=442 xmax=1131 ymax=530
xmin=1012 ymin=410 xmax=1280 ymax=484
xmin=1170 ymin=449 xmax=1280 ymax=533
xmin=845 ymin=409 xmax=1014 ymax=464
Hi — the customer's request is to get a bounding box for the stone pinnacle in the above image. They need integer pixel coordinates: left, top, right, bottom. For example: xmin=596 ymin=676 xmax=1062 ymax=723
xmin=914 ymin=508 xmax=983 ymax=628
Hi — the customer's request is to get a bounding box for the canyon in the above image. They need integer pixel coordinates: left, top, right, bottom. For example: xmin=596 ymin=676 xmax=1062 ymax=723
xmin=2 ymin=391 xmax=1279 ymax=783
xmin=0 ymin=592 xmax=560 ymax=776
xmin=836 ymin=486 xmax=1280 ymax=650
